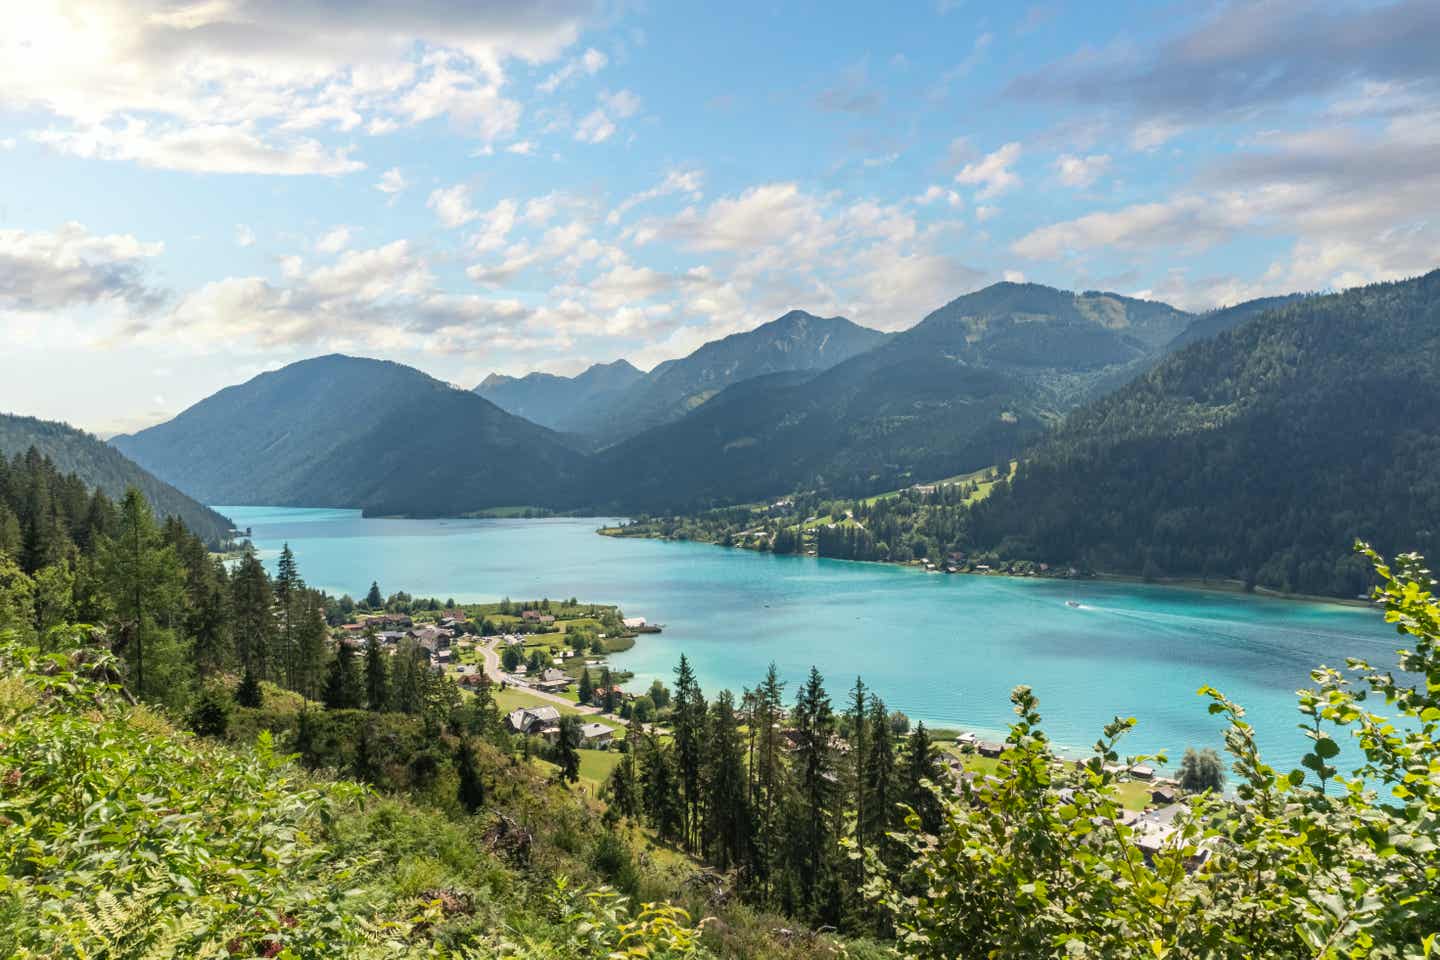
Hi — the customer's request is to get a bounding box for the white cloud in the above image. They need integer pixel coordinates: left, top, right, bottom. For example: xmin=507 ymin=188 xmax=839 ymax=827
xmin=376 ymin=168 xmax=408 ymax=198
xmin=1 ymin=0 xmax=598 ymax=174
xmin=0 ymin=138 xmax=15 ymax=150
xmin=954 ymin=142 xmax=1022 ymax=198
xmin=1054 ymin=153 xmax=1111 ymax=188
xmin=0 ymin=222 xmax=163 ymax=314
xmin=916 ymin=185 xmax=963 ymax=208
xmin=33 ymin=121 xmax=364 ymax=176
xmin=428 ymin=184 xmax=480 ymax=229
xmin=975 ymin=205 xmax=999 ymax=222
xmin=538 ymin=47 xmax=608 ymax=94
xmin=506 ymin=140 xmax=537 ymax=155
xmin=575 ymin=89 xmax=641 ymax=143
xmin=235 ymin=225 xmax=256 ymax=248
xmin=1003 ymin=269 xmax=1026 ymax=283
xmin=608 ymin=169 xmax=704 ymax=224
xmin=316 ymin=226 xmax=352 ymax=254
xmin=468 ymin=199 xmax=519 ymax=253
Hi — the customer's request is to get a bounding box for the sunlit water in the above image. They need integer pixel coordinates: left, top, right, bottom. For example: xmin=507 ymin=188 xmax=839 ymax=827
xmin=221 ymin=506 xmax=1400 ymax=775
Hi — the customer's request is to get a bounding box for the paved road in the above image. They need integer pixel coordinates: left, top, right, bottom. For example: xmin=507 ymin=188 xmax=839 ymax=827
xmin=477 ymin=637 xmax=616 ymax=719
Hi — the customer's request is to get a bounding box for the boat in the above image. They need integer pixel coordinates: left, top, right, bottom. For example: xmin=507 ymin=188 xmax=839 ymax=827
xmin=1066 ymin=600 xmax=1082 ymax=609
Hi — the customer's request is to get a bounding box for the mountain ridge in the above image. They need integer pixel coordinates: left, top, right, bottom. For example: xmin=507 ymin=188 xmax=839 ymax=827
xmin=0 ymin=412 xmax=234 ymax=545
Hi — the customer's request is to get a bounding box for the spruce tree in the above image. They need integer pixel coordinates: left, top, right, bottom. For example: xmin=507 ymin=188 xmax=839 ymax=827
xmin=555 ymin=715 xmax=582 ymax=784
xmin=600 ymin=665 xmax=617 ymax=713
xmin=671 ymin=654 xmax=705 ymax=851
xmin=364 ymin=634 xmax=389 ymax=711
xmin=323 ymin=641 xmax=362 ymax=709
xmin=236 ymin=666 xmax=263 ymax=708
xmin=230 ymin=545 xmax=275 ymax=682
xmin=787 ymin=666 xmax=838 ymax=923
xmin=365 ymin=581 xmax=383 ymax=609
xmin=96 ymin=489 xmax=184 ymax=700
xmin=606 ymin=742 xmax=639 ymax=819
xmin=578 ymin=665 xmax=594 ymax=705
xmin=900 ymin=721 xmax=943 ymax=835
xmin=861 ymin=693 xmax=897 ymax=853
xmin=702 ymin=689 xmax=749 ymax=871
xmin=274 ymin=544 xmax=302 ymax=690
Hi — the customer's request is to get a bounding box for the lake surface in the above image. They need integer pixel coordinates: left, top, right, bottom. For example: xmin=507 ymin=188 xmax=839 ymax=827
xmin=222 ymin=505 xmax=1398 ymax=774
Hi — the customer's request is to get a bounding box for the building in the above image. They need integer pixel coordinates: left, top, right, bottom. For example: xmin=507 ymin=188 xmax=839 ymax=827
xmin=579 ymin=722 xmax=614 ymax=747
xmin=505 ymin=706 xmax=561 ymax=736
xmin=533 ymin=668 xmax=572 ymax=693
xmin=977 ymin=741 xmax=1004 ymax=758
xmin=622 ymin=617 xmax=646 ymax=630
xmin=1150 ymin=785 xmax=1179 ymax=805
xmin=1128 ymin=764 xmax=1156 ymax=781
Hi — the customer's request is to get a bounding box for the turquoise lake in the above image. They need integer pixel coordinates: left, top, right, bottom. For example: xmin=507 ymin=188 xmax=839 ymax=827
xmin=221 ymin=505 xmax=1399 ymax=775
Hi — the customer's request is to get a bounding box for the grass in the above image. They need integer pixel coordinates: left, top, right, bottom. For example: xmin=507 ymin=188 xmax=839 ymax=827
xmin=578 ymin=748 xmax=624 ymax=784
xmin=493 ymin=686 xmax=624 ymax=732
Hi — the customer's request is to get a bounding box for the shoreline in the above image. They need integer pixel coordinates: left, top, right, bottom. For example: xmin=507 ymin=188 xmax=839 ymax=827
xmin=598 ymin=526 xmax=1377 ymax=611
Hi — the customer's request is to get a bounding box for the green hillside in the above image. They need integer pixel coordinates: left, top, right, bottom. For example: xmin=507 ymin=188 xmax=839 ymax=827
xmin=968 ymin=270 xmax=1440 ymax=597
xmin=0 ymin=412 xmax=232 ymax=545
xmin=112 ymin=355 xmax=589 ymax=517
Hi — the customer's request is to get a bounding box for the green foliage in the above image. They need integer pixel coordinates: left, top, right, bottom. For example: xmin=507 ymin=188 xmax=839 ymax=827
xmin=1177 ymin=745 xmax=1225 ymax=793
xmin=850 ymin=543 xmax=1440 ymax=959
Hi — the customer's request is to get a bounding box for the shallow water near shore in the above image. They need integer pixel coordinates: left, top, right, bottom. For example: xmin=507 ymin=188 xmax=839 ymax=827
xmin=222 ymin=506 xmax=1398 ymax=775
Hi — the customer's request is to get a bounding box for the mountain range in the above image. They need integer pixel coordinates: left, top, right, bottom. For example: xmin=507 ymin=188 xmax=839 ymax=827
xmin=583 ymin=283 xmax=1192 ymax=509
xmin=477 ymin=310 xmax=887 ymax=448
xmin=0 ymin=413 xmax=233 ymax=545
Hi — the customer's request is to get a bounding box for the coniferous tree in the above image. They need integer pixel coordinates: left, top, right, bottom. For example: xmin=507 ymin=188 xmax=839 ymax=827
xmin=900 ymin=722 xmax=944 ymax=835
xmin=295 ymin=593 xmax=329 ymax=703
xmin=230 ymin=545 xmax=275 ymax=682
xmin=364 ymin=581 xmax=383 ymax=608
xmin=702 ymin=689 xmax=750 ymax=872
xmin=577 ymin=665 xmax=594 ymax=705
xmin=555 ymin=715 xmax=582 ymax=784
xmin=640 ymin=732 xmax=683 ymax=842
xmin=749 ymin=663 xmax=787 ymax=902
xmin=861 ymin=693 xmax=898 ymax=855
xmin=323 ymin=641 xmax=363 ymax=709
xmin=786 ymin=666 xmax=839 ymax=923
xmin=364 ymin=634 xmax=389 ymax=711
xmin=600 ymin=665 xmax=617 ymax=713
xmin=606 ymin=742 xmax=639 ymax=819
xmin=671 ymin=654 xmax=705 ymax=851
xmin=96 ymin=489 xmax=185 ymax=701
xmin=274 ymin=544 xmax=302 ymax=690
xmin=236 ymin=666 xmax=263 ymax=708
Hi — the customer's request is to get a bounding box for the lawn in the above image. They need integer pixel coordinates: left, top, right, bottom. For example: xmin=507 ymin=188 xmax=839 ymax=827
xmin=492 ymin=686 xmax=623 ymax=731
xmin=578 ymin=748 xmax=624 ymax=784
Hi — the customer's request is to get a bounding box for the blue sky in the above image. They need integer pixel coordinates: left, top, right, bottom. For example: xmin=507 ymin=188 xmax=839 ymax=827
xmin=2 ymin=0 xmax=1437 ymax=435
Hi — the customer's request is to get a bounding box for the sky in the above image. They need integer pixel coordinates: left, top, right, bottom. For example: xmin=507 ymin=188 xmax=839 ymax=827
xmin=2 ymin=0 xmax=1438 ymax=436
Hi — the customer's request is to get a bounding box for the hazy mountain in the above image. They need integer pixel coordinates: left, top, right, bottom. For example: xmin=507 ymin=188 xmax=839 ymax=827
xmin=0 ymin=413 xmax=233 ymax=544
xmin=583 ymin=283 xmax=1193 ymax=510
xmin=112 ymin=355 xmax=587 ymax=517
xmin=559 ymin=310 xmax=888 ymax=445
xmin=967 ymin=271 xmax=1440 ymax=598
xmin=474 ymin=359 xmax=642 ymax=432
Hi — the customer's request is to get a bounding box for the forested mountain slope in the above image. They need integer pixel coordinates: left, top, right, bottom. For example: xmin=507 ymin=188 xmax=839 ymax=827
xmin=583 ymin=283 xmax=1192 ymax=511
xmin=0 ymin=413 xmax=232 ymax=544
xmin=113 ymin=355 xmax=587 ymax=516
xmin=968 ymin=270 xmax=1440 ymax=597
